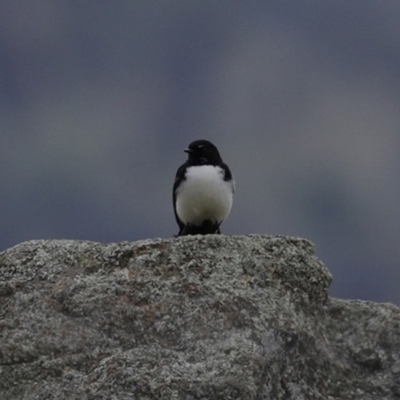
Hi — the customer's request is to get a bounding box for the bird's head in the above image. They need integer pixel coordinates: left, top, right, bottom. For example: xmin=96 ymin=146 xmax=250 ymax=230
xmin=185 ymin=140 xmax=222 ymax=165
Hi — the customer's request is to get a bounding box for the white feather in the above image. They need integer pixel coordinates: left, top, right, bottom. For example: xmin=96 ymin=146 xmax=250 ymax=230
xmin=176 ymin=165 xmax=234 ymax=226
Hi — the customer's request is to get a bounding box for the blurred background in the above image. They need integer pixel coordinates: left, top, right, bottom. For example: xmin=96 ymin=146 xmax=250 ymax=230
xmin=1 ymin=1 xmax=400 ymax=304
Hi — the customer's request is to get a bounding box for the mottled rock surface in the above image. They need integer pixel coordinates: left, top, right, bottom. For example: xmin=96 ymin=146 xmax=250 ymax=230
xmin=0 ymin=235 xmax=399 ymax=399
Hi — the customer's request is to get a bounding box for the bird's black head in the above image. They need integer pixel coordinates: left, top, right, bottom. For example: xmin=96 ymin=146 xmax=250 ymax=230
xmin=184 ymin=140 xmax=223 ymax=166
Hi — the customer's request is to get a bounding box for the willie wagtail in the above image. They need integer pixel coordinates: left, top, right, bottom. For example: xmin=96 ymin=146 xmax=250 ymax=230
xmin=173 ymin=139 xmax=234 ymax=236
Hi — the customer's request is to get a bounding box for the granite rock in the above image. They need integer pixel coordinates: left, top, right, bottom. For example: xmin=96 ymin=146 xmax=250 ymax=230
xmin=0 ymin=235 xmax=399 ymax=399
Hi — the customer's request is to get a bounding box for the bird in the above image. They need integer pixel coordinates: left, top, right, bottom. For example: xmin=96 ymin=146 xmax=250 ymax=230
xmin=173 ymin=139 xmax=234 ymax=236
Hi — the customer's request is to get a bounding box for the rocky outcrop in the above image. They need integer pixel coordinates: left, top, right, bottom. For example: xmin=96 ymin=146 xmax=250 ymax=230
xmin=0 ymin=235 xmax=399 ymax=399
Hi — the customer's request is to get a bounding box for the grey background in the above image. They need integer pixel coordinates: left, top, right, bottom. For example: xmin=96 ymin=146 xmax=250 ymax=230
xmin=1 ymin=1 xmax=400 ymax=304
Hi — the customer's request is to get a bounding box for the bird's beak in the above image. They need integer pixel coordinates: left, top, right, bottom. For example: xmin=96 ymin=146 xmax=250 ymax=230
xmin=184 ymin=148 xmax=193 ymax=154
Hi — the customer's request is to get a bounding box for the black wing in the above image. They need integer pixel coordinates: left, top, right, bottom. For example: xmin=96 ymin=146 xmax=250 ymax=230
xmin=172 ymin=163 xmax=188 ymax=235
xmin=220 ymin=162 xmax=235 ymax=193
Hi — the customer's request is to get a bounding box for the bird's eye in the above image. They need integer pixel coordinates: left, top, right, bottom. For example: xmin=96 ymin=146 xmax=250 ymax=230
xmin=197 ymin=145 xmax=204 ymax=150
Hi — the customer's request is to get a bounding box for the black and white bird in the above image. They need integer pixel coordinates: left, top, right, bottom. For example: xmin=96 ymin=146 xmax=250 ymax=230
xmin=173 ymin=139 xmax=234 ymax=236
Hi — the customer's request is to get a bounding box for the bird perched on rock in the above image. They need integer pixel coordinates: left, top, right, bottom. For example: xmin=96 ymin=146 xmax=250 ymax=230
xmin=173 ymin=139 xmax=234 ymax=236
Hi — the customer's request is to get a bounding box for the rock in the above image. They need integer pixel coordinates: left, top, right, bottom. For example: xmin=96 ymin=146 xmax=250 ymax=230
xmin=0 ymin=235 xmax=399 ymax=399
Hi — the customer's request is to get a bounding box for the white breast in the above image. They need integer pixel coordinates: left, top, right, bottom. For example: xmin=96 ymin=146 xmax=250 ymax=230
xmin=176 ymin=165 xmax=234 ymax=226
